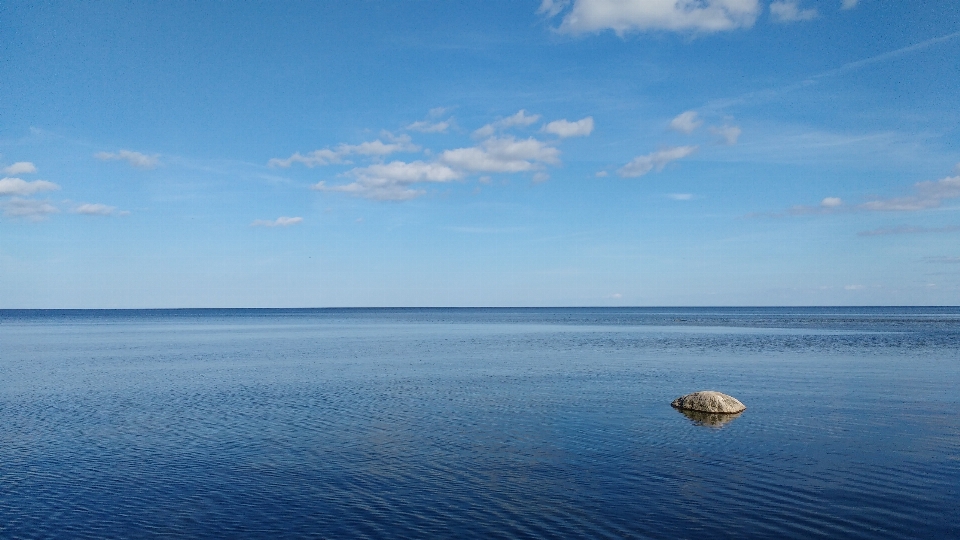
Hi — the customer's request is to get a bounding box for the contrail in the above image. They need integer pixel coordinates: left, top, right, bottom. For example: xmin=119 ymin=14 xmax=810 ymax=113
xmin=703 ymin=30 xmax=960 ymax=112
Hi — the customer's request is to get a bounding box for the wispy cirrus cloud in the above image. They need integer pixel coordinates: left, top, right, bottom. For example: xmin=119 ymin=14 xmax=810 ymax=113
xmin=617 ymin=146 xmax=697 ymax=178
xmin=406 ymin=119 xmax=452 ymax=133
xmin=1 ymin=197 xmax=59 ymax=220
xmin=75 ymin=203 xmax=128 ymax=216
xmin=0 ymin=177 xmax=60 ymax=196
xmin=540 ymin=0 xmax=761 ymax=35
xmin=860 ymin=175 xmax=960 ymax=211
xmin=406 ymin=108 xmax=454 ymax=133
xmin=768 ymin=172 xmax=960 ymax=218
xmin=2 ymin=162 xmax=37 ymax=175
xmin=542 ymin=117 xmax=594 ymax=138
xmin=251 ymin=216 xmax=303 ymax=227
xmin=858 ymin=225 xmax=960 ymax=237
xmin=924 ymin=255 xmax=960 ymax=263
xmin=473 ymin=110 xmax=541 ymax=139
xmin=269 ymin=134 xmax=419 ymax=168
xmin=95 ymin=150 xmax=160 ymax=169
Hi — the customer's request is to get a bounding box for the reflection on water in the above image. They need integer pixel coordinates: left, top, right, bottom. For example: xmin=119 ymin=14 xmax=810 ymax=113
xmin=676 ymin=407 xmax=744 ymax=428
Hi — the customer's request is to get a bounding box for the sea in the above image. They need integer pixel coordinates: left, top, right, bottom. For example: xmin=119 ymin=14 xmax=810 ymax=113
xmin=1 ymin=307 xmax=958 ymax=538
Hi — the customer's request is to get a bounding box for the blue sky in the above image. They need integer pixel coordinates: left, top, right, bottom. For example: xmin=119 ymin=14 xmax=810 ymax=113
xmin=2 ymin=0 xmax=959 ymax=307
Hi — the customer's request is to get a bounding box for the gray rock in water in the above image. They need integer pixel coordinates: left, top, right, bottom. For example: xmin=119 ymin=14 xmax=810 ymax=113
xmin=671 ymin=391 xmax=745 ymax=414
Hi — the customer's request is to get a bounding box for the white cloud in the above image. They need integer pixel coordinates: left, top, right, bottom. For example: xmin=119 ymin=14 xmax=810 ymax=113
xmin=770 ymin=1 xmax=818 ymax=22
xmin=251 ymin=216 xmax=303 ymax=227
xmin=821 ymin=197 xmax=843 ymax=207
xmin=538 ymin=0 xmax=570 ymax=17
xmin=0 ymin=177 xmax=60 ymax=196
xmin=2 ymin=162 xmax=37 ymax=175
xmin=313 ymin=161 xmax=462 ymax=201
xmin=473 ymin=110 xmax=541 ymax=138
xmin=269 ymin=149 xmax=342 ymax=168
xmin=595 ymin=170 xmax=609 ymax=177
xmin=542 ymin=117 xmax=594 ymax=138
xmin=2 ymin=198 xmax=58 ymax=220
xmin=543 ymin=0 xmax=761 ymax=35
xmin=669 ymin=111 xmax=702 ymax=134
xmin=860 ymin=175 xmax=960 ymax=211
xmin=711 ymin=125 xmax=742 ymax=145
xmin=844 ymin=284 xmax=864 ymax=290
xmin=95 ymin=150 xmax=159 ymax=169
xmin=617 ymin=146 xmax=697 ymax=177
xmin=532 ymin=171 xmax=550 ymax=183
xmin=407 ymin=120 xmax=451 ymax=133
xmin=269 ymin=134 xmax=419 ymax=168
xmin=441 ymin=136 xmax=560 ymax=173
xmin=74 ymin=203 xmax=128 ymax=216
xmin=841 ymin=0 xmax=859 ymax=10
xmin=667 ymin=193 xmax=694 ymax=200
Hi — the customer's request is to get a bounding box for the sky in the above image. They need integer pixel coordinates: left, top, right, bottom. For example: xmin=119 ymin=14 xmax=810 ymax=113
xmin=1 ymin=0 xmax=959 ymax=308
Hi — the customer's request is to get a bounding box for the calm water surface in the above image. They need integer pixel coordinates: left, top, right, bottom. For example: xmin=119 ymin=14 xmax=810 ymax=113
xmin=1 ymin=308 xmax=958 ymax=538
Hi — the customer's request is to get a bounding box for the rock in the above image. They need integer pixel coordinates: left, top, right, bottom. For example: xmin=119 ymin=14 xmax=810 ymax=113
xmin=671 ymin=391 xmax=745 ymax=414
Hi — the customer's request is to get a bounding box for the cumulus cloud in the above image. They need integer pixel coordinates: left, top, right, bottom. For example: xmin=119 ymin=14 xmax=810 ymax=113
xmin=841 ymin=0 xmax=859 ymax=9
xmin=473 ymin=110 xmax=541 ymax=138
xmin=770 ymin=1 xmax=818 ymax=22
xmin=542 ymin=0 xmax=762 ymax=34
xmin=0 ymin=177 xmax=60 ymax=196
xmin=313 ymin=161 xmax=462 ymax=201
xmin=441 ymin=136 xmax=560 ymax=173
xmin=542 ymin=117 xmax=594 ymax=138
xmin=251 ymin=216 xmax=303 ymax=227
xmin=269 ymin=134 xmax=419 ymax=167
xmin=1 ymin=198 xmax=58 ymax=220
xmin=860 ymin=175 xmax=960 ymax=211
xmin=669 ymin=111 xmax=702 ymax=134
xmin=276 ymin=111 xmax=585 ymax=201
xmin=617 ymin=146 xmax=697 ymax=178
xmin=95 ymin=150 xmax=159 ymax=169
xmin=2 ymin=162 xmax=37 ymax=175
xmin=711 ymin=125 xmax=742 ymax=145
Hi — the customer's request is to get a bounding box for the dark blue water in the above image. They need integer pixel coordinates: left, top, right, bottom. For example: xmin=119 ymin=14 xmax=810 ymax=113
xmin=1 ymin=308 xmax=958 ymax=538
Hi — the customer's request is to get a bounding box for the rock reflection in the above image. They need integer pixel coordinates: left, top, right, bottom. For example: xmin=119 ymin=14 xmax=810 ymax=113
xmin=676 ymin=408 xmax=743 ymax=428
